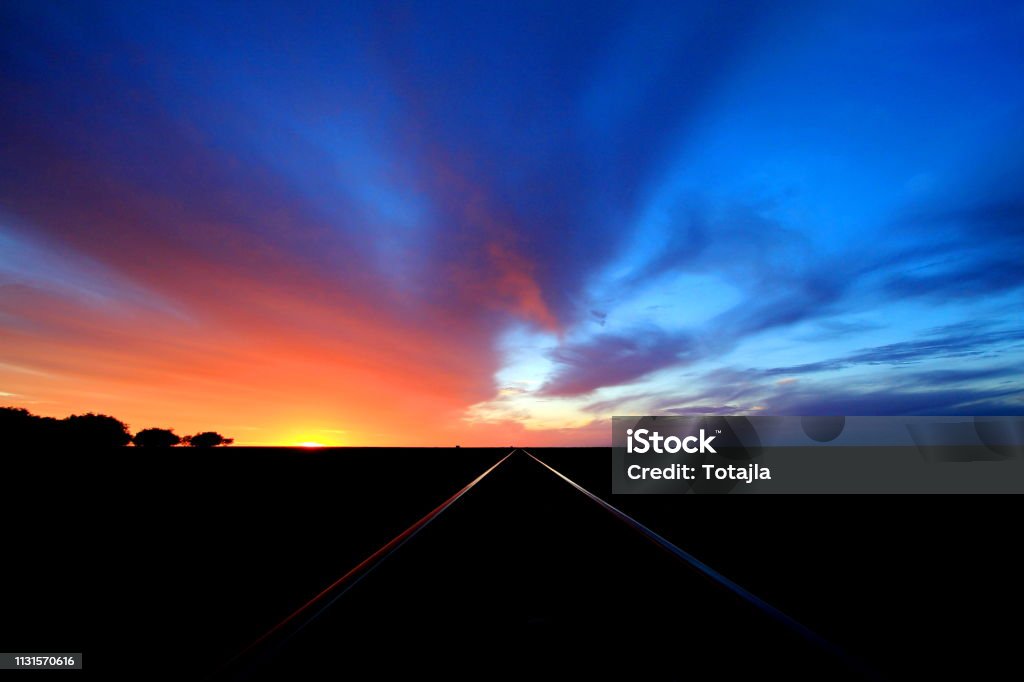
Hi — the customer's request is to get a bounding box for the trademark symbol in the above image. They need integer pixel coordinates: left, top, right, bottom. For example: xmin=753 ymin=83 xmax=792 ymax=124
xmin=716 ymin=429 xmax=722 ymax=434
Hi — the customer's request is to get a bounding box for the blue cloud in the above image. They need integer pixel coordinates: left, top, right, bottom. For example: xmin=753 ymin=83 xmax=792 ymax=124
xmin=2 ymin=1 xmax=1022 ymax=430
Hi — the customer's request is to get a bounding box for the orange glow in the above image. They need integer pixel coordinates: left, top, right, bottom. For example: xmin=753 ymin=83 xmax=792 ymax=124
xmin=0 ymin=137 xmax=596 ymax=446
xmin=0 ymin=258 xmax=590 ymax=444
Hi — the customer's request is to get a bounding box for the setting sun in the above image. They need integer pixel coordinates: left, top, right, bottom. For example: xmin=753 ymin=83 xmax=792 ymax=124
xmin=298 ymin=441 xmax=326 ymax=448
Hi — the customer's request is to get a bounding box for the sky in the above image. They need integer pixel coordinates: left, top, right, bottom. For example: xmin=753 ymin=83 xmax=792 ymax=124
xmin=1 ymin=1 xmax=1022 ymax=445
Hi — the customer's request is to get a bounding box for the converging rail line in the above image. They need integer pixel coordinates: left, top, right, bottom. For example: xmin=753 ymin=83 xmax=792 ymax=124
xmin=221 ymin=449 xmax=872 ymax=679
xmin=521 ymin=448 xmax=870 ymax=677
xmin=220 ymin=450 xmax=515 ymax=676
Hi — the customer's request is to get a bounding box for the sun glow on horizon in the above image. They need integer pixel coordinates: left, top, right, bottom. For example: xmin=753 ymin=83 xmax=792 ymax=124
xmin=298 ymin=441 xmax=326 ymax=448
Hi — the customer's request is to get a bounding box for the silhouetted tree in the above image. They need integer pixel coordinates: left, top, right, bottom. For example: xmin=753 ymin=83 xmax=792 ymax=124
xmin=0 ymin=407 xmax=40 ymax=447
xmin=0 ymin=406 xmax=32 ymax=424
xmin=2 ymin=406 xmax=239 ymax=449
xmin=62 ymin=413 xmax=132 ymax=447
xmin=2 ymin=407 xmax=132 ymax=447
xmin=184 ymin=431 xmax=234 ymax=447
xmin=133 ymin=428 xmax=181 ymax=448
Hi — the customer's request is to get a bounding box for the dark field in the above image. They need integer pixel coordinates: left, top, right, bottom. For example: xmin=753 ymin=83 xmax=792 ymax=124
xmin=2 ymin=447 xmax=1020 ymax=679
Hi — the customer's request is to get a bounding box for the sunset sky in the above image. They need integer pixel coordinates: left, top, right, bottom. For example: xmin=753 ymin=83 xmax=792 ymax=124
xmin=1 ymin=1 xmax=1022 ymax=445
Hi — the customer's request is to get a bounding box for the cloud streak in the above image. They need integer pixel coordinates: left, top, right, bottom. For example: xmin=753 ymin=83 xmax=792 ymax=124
xmin=1 ymin=1 xmax=1022 ymax=443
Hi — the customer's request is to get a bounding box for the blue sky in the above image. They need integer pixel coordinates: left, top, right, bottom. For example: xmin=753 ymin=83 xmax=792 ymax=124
xmin=1 ymin=1 xmax=1022 ymax=443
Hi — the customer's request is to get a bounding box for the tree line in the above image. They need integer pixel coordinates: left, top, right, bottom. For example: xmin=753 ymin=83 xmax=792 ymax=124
xmin=0 ymin=406 xmax=233 ymax=448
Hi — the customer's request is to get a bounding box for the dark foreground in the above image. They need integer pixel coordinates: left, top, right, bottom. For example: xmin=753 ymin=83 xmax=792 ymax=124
xmin=2 ymin=447 xmax=1020 ymax=679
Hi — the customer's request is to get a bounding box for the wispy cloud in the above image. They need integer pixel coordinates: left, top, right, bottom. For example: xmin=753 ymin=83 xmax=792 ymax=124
xmin=1 ymin=1 xmax=1022 ymax=442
